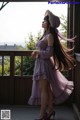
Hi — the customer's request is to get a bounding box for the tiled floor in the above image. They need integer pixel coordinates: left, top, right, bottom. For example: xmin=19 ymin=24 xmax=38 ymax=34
xmin=0 ymin=105 xmax=75 ymax=120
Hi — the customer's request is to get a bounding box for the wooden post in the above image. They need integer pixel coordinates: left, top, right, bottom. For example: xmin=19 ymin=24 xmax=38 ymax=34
xmin=9 ymin=52 xmax=15 ymax=105
xmin=67 ymin=0 xmax=80 ymax=110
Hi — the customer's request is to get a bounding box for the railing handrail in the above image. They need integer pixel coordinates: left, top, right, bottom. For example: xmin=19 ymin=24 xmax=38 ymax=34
xmin=0 ymin=50 xmax=33 ymax=56
xmin=0 ymin=50 xmax=34 ymax=76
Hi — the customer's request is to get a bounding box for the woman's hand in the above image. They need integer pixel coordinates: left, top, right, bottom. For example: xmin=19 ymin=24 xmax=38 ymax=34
xmin=31 ymin=50 xmax=40 ymax=58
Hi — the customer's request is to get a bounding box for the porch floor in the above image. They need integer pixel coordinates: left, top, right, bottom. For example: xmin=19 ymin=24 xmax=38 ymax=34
xmin=0 ymin=105 xmax=75 ymax=120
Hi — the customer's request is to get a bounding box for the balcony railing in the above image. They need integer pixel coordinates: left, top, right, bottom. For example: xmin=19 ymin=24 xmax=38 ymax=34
xmin=0 ymin=50 xmax=80 ymax=111
xmin=0 ymin=50 xmax=33 ymax=76
xmin=0 ymin=50 xmax=33 ymax=105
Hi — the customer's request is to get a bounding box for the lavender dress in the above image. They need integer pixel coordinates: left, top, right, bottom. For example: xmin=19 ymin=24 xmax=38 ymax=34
xmin=28 ymin=34 xmax=74 ymax=105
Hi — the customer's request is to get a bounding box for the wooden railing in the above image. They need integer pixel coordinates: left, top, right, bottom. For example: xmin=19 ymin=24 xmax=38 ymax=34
xmin=0 ymin=50 xmax=33 ymax=105
xmin=0 ymin=50 xmax=79 ymax=108
xmin=0 ymin=50 xmax=33 ymax=76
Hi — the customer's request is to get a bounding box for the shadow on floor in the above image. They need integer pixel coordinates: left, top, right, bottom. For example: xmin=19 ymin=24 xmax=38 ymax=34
xmin=0 ymin=105 xmax=75 ymax=120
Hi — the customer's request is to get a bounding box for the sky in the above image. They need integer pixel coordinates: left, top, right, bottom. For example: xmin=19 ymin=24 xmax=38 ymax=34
xmin=0 ymin=2 xmax=67 ymax=46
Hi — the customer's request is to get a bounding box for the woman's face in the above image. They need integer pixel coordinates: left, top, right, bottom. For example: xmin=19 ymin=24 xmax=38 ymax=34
xmin=42 ymin=20 xmax=48 ymax=29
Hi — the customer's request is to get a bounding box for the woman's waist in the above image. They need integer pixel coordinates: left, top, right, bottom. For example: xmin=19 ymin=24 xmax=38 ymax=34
xmin=36 ymin=57 xmax=53 ymax=64
xmin=36 ymin=56 xmax=50 ymax=61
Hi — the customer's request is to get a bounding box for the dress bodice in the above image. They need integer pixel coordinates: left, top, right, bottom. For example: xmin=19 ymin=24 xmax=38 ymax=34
xmin=36 ymin=36 xmax=48 ymax=50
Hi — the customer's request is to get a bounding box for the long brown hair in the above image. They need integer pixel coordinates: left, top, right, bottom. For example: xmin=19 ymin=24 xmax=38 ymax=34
xmin=50 ymin=27 xmax=76 ymax=71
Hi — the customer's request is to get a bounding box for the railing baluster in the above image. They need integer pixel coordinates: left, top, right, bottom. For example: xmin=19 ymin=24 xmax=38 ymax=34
xmin=10 ymin=53 xmax=15 ymax=76
xmin=21 ymin=56 xmax=23 ymax=76
xmin=2 ymin=56 xmax=4 ymax=76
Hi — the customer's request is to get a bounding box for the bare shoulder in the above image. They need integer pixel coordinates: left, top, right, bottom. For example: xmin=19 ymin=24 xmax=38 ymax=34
xmin=46 ymin=33 xmax=54 ymax=46
xmin=47 ymin=33 xmax=53 ymax=37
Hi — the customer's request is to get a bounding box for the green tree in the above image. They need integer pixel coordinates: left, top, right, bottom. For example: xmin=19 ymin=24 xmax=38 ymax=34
xmin=15 ymin=31 xmax=42 ymax=76
xmin=59 ymin=15 xmax=67 ymax=48
xmin=25 ymin=30 xmax=42 ymax=50
xmin=14 ymin=56 xmax=21 ymax=75
xmin=22 ymin=31 xmax=42 ymax=75
xmin=0 ymin=57 xmax=10 ymax=76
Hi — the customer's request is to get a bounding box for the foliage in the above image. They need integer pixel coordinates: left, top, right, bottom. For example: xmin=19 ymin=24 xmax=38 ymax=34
xmin=59 ymin=15 xmax=67 ymax=48
xmin=14 ymin=56 xmax=21 ymax=75
xmin=21 ymin=31 xmax=42 ymax=75
xmin=0 ymin=57 xmax=10 ymax=76
xmin=22 ymin=56 xmax=35 ymax=75
xmin=25 ymin=33 xmax=36 ymax=50
xmin=14 ymin=31 xmax=42 ymax=76
xmin=60 ymin=15 xmax=67 ymax=37
xmin=25 ymin=31 xmax=42 ymax=50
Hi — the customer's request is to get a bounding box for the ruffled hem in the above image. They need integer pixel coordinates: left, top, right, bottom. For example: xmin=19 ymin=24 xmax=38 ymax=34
xmin=54 ymin=82 xmax=74 ymax=104
xmin=28 ymin=81 xmax=74 ymax=105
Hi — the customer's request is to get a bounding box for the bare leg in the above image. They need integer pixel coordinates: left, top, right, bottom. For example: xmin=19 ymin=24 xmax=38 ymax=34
xmin=39 ymin=79 xmax=49 ymax=118
xmin=47 ymin=84 xmax=54 ymax=114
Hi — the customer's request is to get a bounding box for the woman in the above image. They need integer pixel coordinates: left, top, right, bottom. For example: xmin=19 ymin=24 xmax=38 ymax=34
xmin=28 ymin=10 xmax=76 ymax=120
